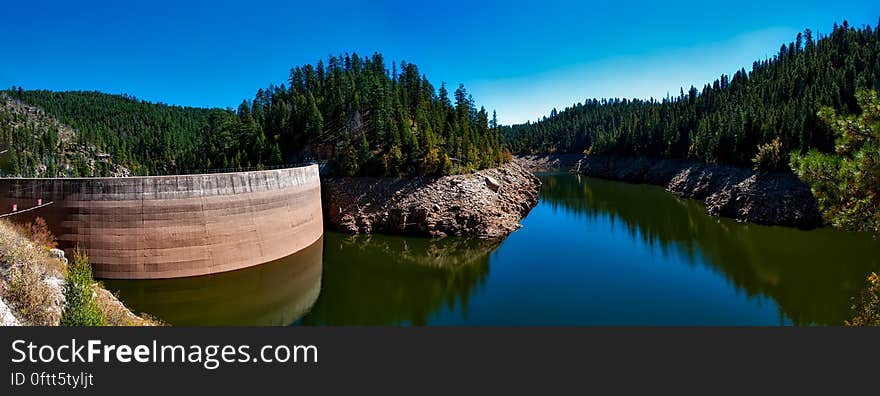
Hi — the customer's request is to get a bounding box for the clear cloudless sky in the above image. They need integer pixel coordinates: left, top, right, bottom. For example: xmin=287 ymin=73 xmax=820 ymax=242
xmin=1 ymin=0 xmax=877 ymax=124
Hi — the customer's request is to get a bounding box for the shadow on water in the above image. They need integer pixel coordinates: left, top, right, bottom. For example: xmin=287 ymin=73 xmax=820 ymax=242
xmin=104 ymin=172 xmax=880 ymax=326
xmin=299 ymin=233 xmax=499 ymax=325
xmin=540 ymin=172 xmax=880 ymax=325
xmin=103 ymin=237 xmax=324 ymax=326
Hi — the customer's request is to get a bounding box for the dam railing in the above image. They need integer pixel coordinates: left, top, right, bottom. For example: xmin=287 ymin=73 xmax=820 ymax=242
xmin=0 ymin=160 xmax=332 ymax=179
xmin=0 ymin=200 xmax=54 ymax=219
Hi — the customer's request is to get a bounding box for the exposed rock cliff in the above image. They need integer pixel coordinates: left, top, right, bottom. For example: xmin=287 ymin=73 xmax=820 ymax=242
xmin=324 ymin=160 xmax=541 ymax=238
xmin=574 ymin=155 xmax=822 ymax=228
xmin=516 ymin=154 xmax=584 ymax=172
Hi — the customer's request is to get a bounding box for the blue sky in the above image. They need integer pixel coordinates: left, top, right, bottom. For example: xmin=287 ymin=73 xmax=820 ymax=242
xmin=1 ymin=0 xmax=877 ymax=124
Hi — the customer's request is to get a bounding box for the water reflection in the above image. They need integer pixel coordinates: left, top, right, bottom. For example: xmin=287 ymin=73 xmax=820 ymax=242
xmin=540 ymin=173 xmax=880 ymax=325
xmin=104 ymin=237 xmax=324 ymax=326
xmin=105 ymin=173 xmax=880 ymax=326
xmin=299 ymin=234 xmax=499 ymax=325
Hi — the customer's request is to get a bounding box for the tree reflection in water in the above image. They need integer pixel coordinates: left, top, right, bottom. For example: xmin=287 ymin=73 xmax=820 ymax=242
xmin=300 ymin=233 xmax=499 ymax=325
xmin=106 ymin=173 xmax=880 ymax=326
xmin=539 ymin=173 xmax=880 ymax=325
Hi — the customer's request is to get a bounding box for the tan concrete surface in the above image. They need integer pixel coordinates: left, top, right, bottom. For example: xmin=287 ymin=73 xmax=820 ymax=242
xmin=0 ymin=165 xmax=323 ymax=279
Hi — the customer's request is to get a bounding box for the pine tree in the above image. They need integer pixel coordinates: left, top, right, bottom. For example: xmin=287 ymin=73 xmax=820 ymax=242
xmin=791 ymin=89 xmax=880 ymax=234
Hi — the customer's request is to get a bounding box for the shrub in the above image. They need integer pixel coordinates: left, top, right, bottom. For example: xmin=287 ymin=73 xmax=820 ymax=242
xmin=5 ymin=263 xmax=57 ymax=325
xmin=59 ymin=249 xmax=105 ymax=326
xmin=336 ymin=143 xmax=359 ymax=176
xmin=14 ymin=217 xmax=57 ymax=250
xmin=752 ymin=137 xmax=788 ymax=172
xmin=846 ymin=272 xmax=880 ymax=326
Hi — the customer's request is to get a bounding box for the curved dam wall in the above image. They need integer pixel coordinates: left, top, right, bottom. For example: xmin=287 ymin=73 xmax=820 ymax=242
xmin=0 ymin=165 xmax=323 ymax=279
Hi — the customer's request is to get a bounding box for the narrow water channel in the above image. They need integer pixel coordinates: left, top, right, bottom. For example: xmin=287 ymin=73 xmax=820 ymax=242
xmin=106 ymin=172 xmax=880 ymax=325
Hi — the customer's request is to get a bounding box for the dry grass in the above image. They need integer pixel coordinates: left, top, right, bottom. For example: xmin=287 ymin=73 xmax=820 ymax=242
xmin=0 ymin=220 xmax=65 ymax=325
xmin=1 ymin=219 xmax=161 ymax=326
xmin=93 ymin=285 xmax=163 ymax=326
xmin=13 ymin=217 xmax=58 ymax=250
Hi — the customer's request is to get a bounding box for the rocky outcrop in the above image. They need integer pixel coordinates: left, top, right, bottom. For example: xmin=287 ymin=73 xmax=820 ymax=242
xmin=516 ymin=154 xmax=584 ymax=172
xmin=574 ymin=154 xmax=822 ymax=228
xmin=0 ymin=298 xmax=21 ymax=326
xmin=324 ymin=160 xmax=541 ymax=238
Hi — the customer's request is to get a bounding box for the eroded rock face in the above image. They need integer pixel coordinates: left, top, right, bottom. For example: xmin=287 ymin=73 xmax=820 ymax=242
xmin=517 ymin=154 xmax=585 ymax=172
xmin=575 ymin=154 xmax=822 ymax=228
xmin=323 ymin=160 xmax=541 ymax=238
xmin=702 ymin=173 xmax=821 ymax=227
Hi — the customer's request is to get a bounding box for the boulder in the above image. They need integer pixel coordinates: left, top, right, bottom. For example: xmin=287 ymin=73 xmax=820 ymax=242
xmin=484 ymin=176 xmax=501 ymax=192
xmin=48 ymin=248 xmax=65 ymax=259
xmin=48 ymin=248 xmax=68 ymax=265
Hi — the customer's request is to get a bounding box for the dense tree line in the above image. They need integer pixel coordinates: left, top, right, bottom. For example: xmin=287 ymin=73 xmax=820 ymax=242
xmin=241 ymin=53 xmax=509 ymax=176
xmin=504 ymin=21 xmax=880 ymax=170
xmin=0 ymin=88 xmax=281 ymax=176
xmin=3 ymin=53 xmax=508 ymax=177
xmin=0 ymin=101 xmax=62 ymax=176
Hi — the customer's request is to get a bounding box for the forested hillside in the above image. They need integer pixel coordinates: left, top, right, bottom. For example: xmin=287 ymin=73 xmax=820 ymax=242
xmin=2 ymin=53 xmax=508 ymax=177
xmin=1 ymin=93 xmax=131 ymax=177
xmin=504 ymin=20 xmax=880 ymax=169
xmin=240 ymin=53 xmax=509 ymax=176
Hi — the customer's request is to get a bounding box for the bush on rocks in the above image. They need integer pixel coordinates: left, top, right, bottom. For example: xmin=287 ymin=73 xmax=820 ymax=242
xmin=752 ymin=138 xmax=788 ymax=172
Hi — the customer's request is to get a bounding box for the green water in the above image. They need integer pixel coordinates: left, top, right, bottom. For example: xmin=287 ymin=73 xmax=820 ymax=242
xmin=104 ymin=239 xmax=323 ymax=326
xmin=105 ymin=172 xmax=880 ymax=325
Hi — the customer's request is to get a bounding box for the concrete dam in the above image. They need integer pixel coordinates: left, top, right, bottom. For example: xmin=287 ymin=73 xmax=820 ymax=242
xmin=0 ymin=165 xmax=323 ymax=279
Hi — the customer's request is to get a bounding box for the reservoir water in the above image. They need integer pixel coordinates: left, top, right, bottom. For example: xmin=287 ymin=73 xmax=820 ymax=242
xmin=106 ymin=172 xmax=880 ymax=325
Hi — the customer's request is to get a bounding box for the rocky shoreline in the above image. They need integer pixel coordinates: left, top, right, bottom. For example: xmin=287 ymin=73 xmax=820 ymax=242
xmin=323 ymin=160 xmax=541 ymax=238
xmin=574 ymin=154 xmax=822 ymax=228
xmin=516 ymin=154 xmax=584 ymax=172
